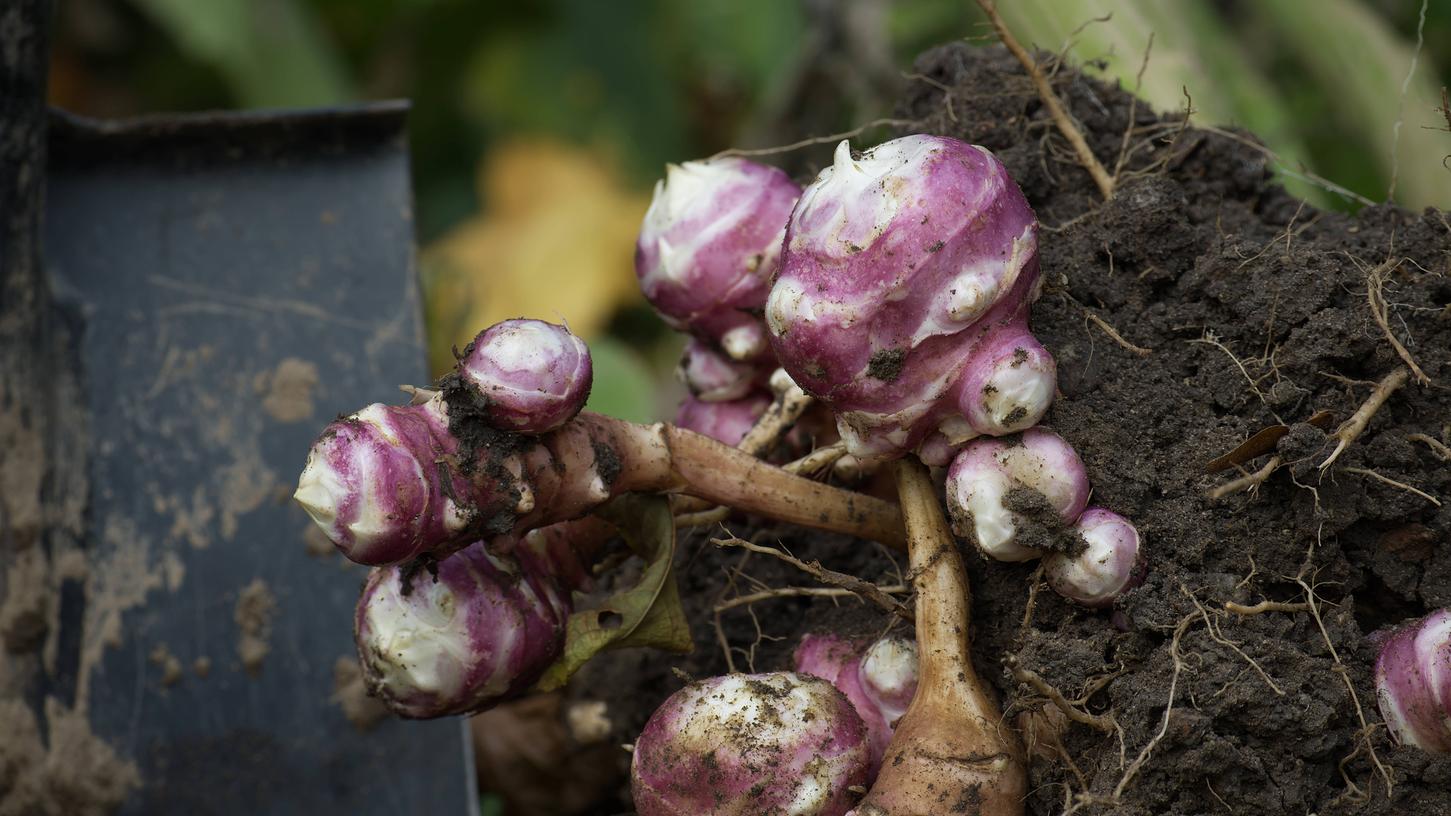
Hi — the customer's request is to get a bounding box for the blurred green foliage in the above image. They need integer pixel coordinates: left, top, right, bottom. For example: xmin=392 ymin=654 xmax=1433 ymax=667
xmin=54 ymin=0 xmax=1447 ymax=236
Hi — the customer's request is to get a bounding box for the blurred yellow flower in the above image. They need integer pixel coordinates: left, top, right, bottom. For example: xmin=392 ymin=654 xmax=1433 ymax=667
xmin=422 ymin=140 xmax=649 ymax=374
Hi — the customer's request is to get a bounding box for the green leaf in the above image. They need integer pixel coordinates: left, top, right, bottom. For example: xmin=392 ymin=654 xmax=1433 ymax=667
xmin=1244 ymin=0 xmax=1450 ymax=210
xmin=129 ymin=0 xmax=354 ymax=108
xmin=582 ymin=336 xmax=658 ymax=424
xmin=533 ymin=494 xmax=692 ymax=691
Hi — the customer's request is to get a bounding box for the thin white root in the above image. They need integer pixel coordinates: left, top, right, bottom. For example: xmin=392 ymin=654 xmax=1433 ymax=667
xmin=1320 ymin=367 xmax=1409 ymax=470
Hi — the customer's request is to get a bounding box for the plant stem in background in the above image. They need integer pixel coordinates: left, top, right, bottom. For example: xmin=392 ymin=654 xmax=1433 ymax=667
xmin=974 ymin=0 xmax=1115 ymax=199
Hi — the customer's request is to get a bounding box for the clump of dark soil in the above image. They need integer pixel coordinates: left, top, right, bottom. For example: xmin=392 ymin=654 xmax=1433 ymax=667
xmin=569 ymin=43 xmax=1451 ymax=815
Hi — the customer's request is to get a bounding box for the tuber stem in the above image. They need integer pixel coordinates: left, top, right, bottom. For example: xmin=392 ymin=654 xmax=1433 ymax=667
xmin=852 ymin=459 xmax=1024 ymax=815
xmin=659 ymin=421 xmax=901 ymax=547
xmin=298 ymin=404 xmax=904 ymax=565
xmin=737 ymin=375 xmax=814 ymax=458
xmin=672 ymin=374 xmax=815 ymax=516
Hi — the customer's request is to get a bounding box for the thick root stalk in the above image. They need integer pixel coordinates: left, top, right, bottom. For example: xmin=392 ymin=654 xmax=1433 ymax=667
xmin=852 ymin=459 xmax=1024 ymax=816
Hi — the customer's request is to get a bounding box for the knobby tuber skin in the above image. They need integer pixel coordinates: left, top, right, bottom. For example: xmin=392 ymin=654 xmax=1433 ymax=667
xmin=458 ymin=318 xmax=593 ymax=434
xmin=630 ymin=672 xmax=872 ymax=816
xmin=1375 ymin=609 xmax=1451 ymax=752
xmin=636 ymin=157 xmax=801 ymax=363
xmin=850 ymin=459 xmax=1025 ymax=816
xmin=674 ymin=392 xmax=771 ymax=447
xmin=766 ymin=135 xmax=1052 ymax=463
xmin=354 ymin=529 xmax=578 ymax=718
xmin=1043 ymin=507 xmax=1145 ymax=608
xmin=944 ymin=429 xmax=1090 ymax=562
xmin=794 ymin=633 xmax=919 ymax=775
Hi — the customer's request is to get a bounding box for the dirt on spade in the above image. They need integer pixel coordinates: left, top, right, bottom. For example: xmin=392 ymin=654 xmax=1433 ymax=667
xmin=561 ymin=42 xmax=1451 ymax=815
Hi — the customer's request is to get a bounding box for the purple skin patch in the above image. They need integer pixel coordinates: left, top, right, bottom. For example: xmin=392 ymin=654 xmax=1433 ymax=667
xmin=354 ymin=534 xmax=575 ymax=718
xmin=1375 ymin=609 xmax=1451 ymax=752
xmin=766 ymin=135 xmax=1050 ymax=462
xmin=458 ymin=318 xmax=593 ymax=435
xmin=295 ymin=397 xmax=483 ymax=566
xmin=636 ymin=157 xmax=801 ymax=362
xmin=1044 ymin=507 xmax=1146 ymax=607
xmin=631 ymin=672 xmax=872 ymax=816
xmin=794 ymin=633 xmax=919 ymax=776
xmin=674 ymin=392 xmax=771 ymax=447
xmin=677 ymin=337 xmax=769 ymax=403
xmin=296 ymin=320 xmax=614 ymax=567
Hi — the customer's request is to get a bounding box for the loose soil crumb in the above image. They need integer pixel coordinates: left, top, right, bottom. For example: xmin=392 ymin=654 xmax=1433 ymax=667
xmin=330 ymin=657 xmax=388 ymax=732
xmin=0 ymin=546 xmax=50 ymax=652
xmin=257 ymin=357 xmax=319 ymax=423
xmin=0 ymin=698 xmax=139 ymax=816
xmin=569 ymin=43 xmax=1451 ymax=816
xmin=148 ymin=644 xmax=183 ymax=687
xmin=80 ymin=517 xmax=165 ymax=708
xmin=234 ymin=580 xmax=275 ymax=677
xmin=217 ymin=449 xmax=276 ymax=541
xmin=160 ymin=551 xmax=185 ymax=592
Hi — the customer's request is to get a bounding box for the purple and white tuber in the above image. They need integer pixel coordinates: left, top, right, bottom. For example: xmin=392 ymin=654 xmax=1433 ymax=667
xmin=766 ymin=135 xmax=1051 ymax=463
xmin=794 ymin=633 xmax=919 ymax=773
xmin=674 ymin=392 xmax=771 ymax=447
xmin=677 ymin=338 xmax=766 ymax=402
xmin=1375 ymin=609 xmax=1451 ymax=752
xmin=636 ymin=157 xmax=801 ymax=363
xmin=457 ymin=318 xmax=593 ymax=434
xmin=630 ymin=672 xmax=871 ymax=816
xmin=295 ymin=395 xmax=471 ymax=565
xmin=944 ymin=428 xmax=1090 ymax=562
xmin=1044 ymin=507 xmax=1144 ymax=607
xmin=295 ymin=319 xmax=596 ymax=565
xmin=354 ymin=534 xmax=575 ymax=718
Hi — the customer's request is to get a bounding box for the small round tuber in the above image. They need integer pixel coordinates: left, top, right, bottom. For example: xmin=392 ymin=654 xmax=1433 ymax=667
xmin=457 ymin=318 xmax=593 ymax=434
xmin=1043 ymin=507 xmax=1144 ymax=607
xmin=944 ymin=428 xmax=1090 ymax=562
xmin=677 ymin=337 xmax=767 ymax=402
xmin=631 ymin=672 xmax=872 ymax=816
xmin=794 ymin=633 xmax=919 ymax=774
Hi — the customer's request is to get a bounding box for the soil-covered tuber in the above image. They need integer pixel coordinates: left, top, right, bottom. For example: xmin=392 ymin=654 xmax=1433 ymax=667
xmin=630 ymin=672 xmax=872 ymax=816
xmin=1043 ymin=507 xmax=1144 ymax=607
xmin=944 ymin=428 xmax=1089 ymax=562
xmin=457 ymin=318 xmax=593 ymax=434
